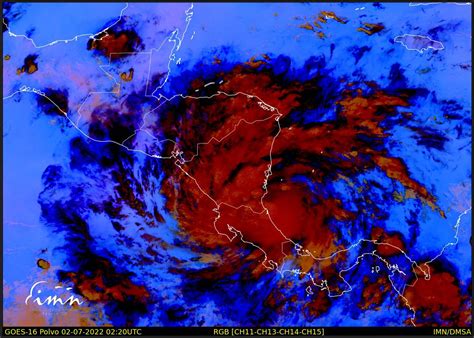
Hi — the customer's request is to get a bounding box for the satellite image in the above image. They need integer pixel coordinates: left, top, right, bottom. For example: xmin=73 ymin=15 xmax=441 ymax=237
xmin=3 ymin=1 xmax=472 ymax=331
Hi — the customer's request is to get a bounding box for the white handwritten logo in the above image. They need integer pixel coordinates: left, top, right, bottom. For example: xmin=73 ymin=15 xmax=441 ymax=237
xmin=25 ymin=281 xmax=84 ymax=306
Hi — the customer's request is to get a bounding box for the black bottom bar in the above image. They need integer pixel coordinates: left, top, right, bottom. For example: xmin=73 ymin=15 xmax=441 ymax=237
xmin=2 ymin=327 xmax=473 ymax=337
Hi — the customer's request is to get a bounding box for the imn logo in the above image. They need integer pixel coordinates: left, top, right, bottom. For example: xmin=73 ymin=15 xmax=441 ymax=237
xmin=433 ymin=328 xmax=472 ymax=336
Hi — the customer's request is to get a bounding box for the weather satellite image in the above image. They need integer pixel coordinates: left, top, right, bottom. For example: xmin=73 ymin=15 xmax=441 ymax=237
xmin=2 ymin=1 xmax=472 ymax=332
